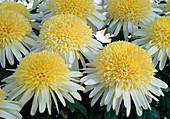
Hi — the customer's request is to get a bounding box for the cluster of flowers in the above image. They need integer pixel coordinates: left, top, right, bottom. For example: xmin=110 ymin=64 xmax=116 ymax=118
xmin=0 ymin=0 xmax=169 ymax=118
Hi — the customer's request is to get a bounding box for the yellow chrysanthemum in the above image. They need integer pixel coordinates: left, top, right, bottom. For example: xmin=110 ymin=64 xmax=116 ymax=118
xmin=0 ymin=10 xmax=36 ymax=68
xmin=0 ymin=1 xmax=30 ymax=18
xmin=34 ymin=14 xmax=102 ymax=70
xmin=133 ymin=16 xmax=170 ymax=70
xmin=108 ymin=0 xmax=151 ymax=23
xmin=81 ymin=41 xmax=168 ymax=117
xmin=49 ymin=0 xmax=94 ymax=20
xmin=106 ymin=0 xmax=162 ymax=40
xmin=37 ymin=0 xmax=106 ymax=31
xmin=2 ymin=51 xmax=84 ymax=116
xmin=0 ymin=88 xmax=22 ymax=119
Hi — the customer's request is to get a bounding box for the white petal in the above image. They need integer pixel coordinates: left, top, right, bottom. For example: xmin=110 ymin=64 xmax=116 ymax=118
xmin=159 ymin=54 xmax=167 ymax=70
xmin=166 ymin=49 xmax=170 ymax=58
xmin=104 ymin=88 xmax=114 ymax=105
xmin=16 ymin=42 xmax=29 ymax=56
xmin=123 ymin=21 xmax=128 ymax=41
xmin=114 ymin=22 xmax=122 ymax=36
xmin=133 ymin=30 xmax=147 ymax=36
xmin=53 ymin=88 xmax=66 ymax=106
xmin=115 ymin=87 xmax=122 ymax=98
xmin=87 ymin=15 xmax=103 ymax=29
xmin=132 ymin=38 xmax=149 ymax=45
xmin=47 ymin=94 xmax=52 ymax=115
xmin=0 ymin=110 xmax=17 ymax=119
xmin=147 ymin=45 xmax=159 ymax=56
xmin=128 ymin=22 xmax=133 ymax=33
xmin=84 ymin=79 xmax=99 ymax=85
xmin=19 ymin=89 xmax=34 ymax=105
xmin=136 ymin=106 xmax=143 ymax=116
xmin=24 ymin=36 xmax=36 ymax=46
xmin=89 ymin=84 xmax=105 ymax=98
xmin=93 ymin=10 xmax=106 ymax=20
xmin=50 ymin=89 xmax=59 ymax=113
xmin=81 ymin=73 xmax=97 ymax=82
xmin=11 ymin=46 xmax=22 ymax=61
xmin=130 ymin=89 xmax=140 ymax=107
xmin=91 ymin=89 xmax=104 ymax=106
xmin=108 ymin=19 xmax=119 ymax=30
xmin=31 ymin=90 xmax=39 ymax=116
xmin=5 ymin=46 xmax=14 ymax=65
xmin=39 ymin=90 xmax=47 ymax=113
xmin=115 ymin=97 xmax=123 ymax=115
xmin=150 ymin=77 xmax=168 ymax=89
xmin=70 ymin=92 xmax=82 ymax=101
xmin=1 ymin=48 xmax=6 ymax=68
xmin=100 ymin=89 xmax=109 ymax=106
xmin=123 ymin=91 xmax=131 ymax=109
xmin=70 ymin=71 xmax=82 ymax=77
xmin=158 ymin=49 xmax=165 ymax=61
xmin=69 ymin=51 xmax=75 ymax=64
xmin=62 ymin=92 xmax=74 ymax=103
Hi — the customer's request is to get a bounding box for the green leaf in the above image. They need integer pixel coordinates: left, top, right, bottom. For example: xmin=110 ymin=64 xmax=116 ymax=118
xmin=104 ymin=110 xmax=116 ymax=119
xmin=66 ymin=100 xmax=88 ymax=118
xmin=145 ymin=107 xmax=160 ymax=119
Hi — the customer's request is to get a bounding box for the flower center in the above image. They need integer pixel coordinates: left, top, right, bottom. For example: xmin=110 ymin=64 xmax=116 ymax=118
xmin=0 ymin=1 xmax=30 ymax=18
xmin=0 ymin=10 xmax=31 ymax=48
xmin=108 ymin=0 xmax=152 ymax=24
xmin=49 ymin=0 xmax=95 ymax=20
xmin=39 ymin=15 xmax=93 ymax=54
xmin=147 ymin=17 xmax=170 ymax=49
xmin=0 ymin=89 xmax=5 ymax=105
xmin=15 ymin=51 xmax=70 ymax=89
xmin=94 ymin=41 xmax=155 ymax=90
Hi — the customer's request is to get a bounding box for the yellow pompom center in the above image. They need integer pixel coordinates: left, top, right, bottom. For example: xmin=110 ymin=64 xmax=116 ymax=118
xmin=39 ymin=15 xmax=93 ymax=54
xmin=15 ymin=51 xmax=70 ymax=89
xmin=49 ymin=0 xmax=95 ymax=20
xmin=108 ymin=0 xmax=152 ymax=24
xmin=94 ymin=41 xmax=155 ymax=90
xmin=0 ymin=1 xmax=30 ymax=18
xmin=147 ymin=17 xmax=170 ymax=49
xmin=0 ymin=10 xmax=31 ymax=48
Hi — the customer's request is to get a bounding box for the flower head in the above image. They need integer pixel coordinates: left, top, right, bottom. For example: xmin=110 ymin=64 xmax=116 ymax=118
xmin=106 ymin=0 xmax=161 ymax=40
xmin=0 ymin=10 xmax=36 ymax=68
xmin=133 ymin=16 xmax=170 ymax=70
xmin=0 ymin=88 xmax=22 ymax=119
xmin=2 ymin=51 xmax=84 ymax=116
xmin=0 ymin=1 xmax=30 ymax=18
xmin=81 ymin=41 xmax=168 ymax=116
xmin=37 ymin=0 xmax=106 ymax=31
xmin=34 ymin=14 xmax=102 ymax=70
xmin=49 ymin=0 xmax=94 ymax=20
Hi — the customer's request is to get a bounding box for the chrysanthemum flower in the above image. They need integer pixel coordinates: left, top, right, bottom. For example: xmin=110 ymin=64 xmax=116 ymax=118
xmin=0 ymin=1 xmax=43 ymax=30
xmin=0 ymin=10 xmax=37 ymax=68
xmin=133 ymin=17 xmax=170 ymax=70
xmin=0 ymin=1 xmax=30 ymax=18
xmin=106 ymin=0 xmax=162 ymax=41
xmin=0 ymin=88 xmax=22 ymax=119
xmin=2 ymin=51 xmax=85 ymax=116
xmin=33 ymin=14 xmax=102 ymax=70
xmin=37 ymin=0 xmax=106 ymax=31
xmin=81 ymin=41 xmax=168 ymax=116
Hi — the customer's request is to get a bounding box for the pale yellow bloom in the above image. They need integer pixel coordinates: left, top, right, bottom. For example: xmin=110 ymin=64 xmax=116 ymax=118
xmin=133 ymin=16 xmax=170 ymax=70
xmin=2 ymin=51 xmax=84 ymax=116
xmin=81 ymin=41 xmax=168 ymax=116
